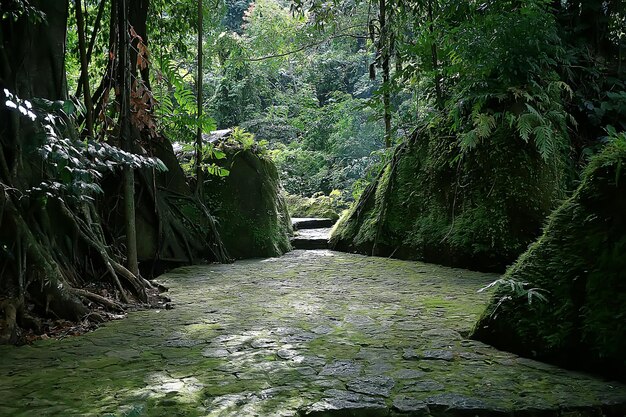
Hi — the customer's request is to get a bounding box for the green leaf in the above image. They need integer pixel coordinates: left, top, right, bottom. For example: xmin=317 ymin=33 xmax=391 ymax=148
xmin=212 ymin=149 xmax=226 ymax=160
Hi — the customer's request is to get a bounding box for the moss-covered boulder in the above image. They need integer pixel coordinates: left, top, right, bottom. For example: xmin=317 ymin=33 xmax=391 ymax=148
xmin=285 ymin=191 xmax=348 ymax=221
xmin=203 ymin=142 xmax=292 ymax=259
xmin=330 ymin=129 xmax=566 ymax=271
xmin=471 ymin=138 xmax=626 ymax=379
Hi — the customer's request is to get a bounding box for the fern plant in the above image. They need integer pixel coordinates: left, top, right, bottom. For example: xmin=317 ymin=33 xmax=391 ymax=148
xmin=479 ymin=278 xmax=549 ymax=318
xmin=455 ymin=79 xmax=573 ymax=161
xmin=442 ymin=1 xmax=572 ymax=161
xmin=152 ymin=56 xmax=216 ymax=142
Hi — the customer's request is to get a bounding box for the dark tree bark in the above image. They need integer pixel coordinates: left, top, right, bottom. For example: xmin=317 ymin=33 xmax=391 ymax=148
xmin=129 ymin=0 xmax=151 ymax=87
xmin=379 ymin=0 xmax=392 ymax=148
xmin=116 ymin=0 xmax=139 ymax=276
xmin=0 ymin=1 xmax=89 ymax=323
xmin=196 ymin=0 xmax=204 ymax=194
xmin=1 ymin=1 xmax=69 ymax=100
xmin=75 ymin=0 xmax=94 ymax=138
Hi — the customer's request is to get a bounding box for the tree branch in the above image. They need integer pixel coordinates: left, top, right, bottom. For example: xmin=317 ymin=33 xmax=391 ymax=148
xmin=239 ymin=32 xmax=367 ymax=62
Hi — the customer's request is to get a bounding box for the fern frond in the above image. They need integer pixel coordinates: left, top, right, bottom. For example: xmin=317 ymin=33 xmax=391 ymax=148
xmin=474 ymin=113 xmax=496 ymax=139
xmin=460 ymin=130 xmax=480 ymax=151
xmin=533 ymin=125 xmax=555 ymax=160
xmin=517 ymin=113 xmax=534 ymax=141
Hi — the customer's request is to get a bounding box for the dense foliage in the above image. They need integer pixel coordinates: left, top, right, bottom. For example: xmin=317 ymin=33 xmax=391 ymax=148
xmin=203 ymin=0 xmax=387 ymax=198
xmin=331 ymin=0 xmax=625 ymax=264
xmin=472 ymin=134 xmax=626 ymax=380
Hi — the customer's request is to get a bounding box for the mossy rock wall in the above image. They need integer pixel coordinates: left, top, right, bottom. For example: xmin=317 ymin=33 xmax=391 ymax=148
xmin=331 ymin=129 xmax=566 ymax=271
xmin=203 ymin=146 xmax=292 ymax=259
xmin=471 ymin=139 xmax=626 ymax=379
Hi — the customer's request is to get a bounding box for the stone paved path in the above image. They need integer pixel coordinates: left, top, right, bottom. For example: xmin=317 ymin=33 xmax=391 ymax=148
xmin=1 ymin=250 xmax=626 ymax=416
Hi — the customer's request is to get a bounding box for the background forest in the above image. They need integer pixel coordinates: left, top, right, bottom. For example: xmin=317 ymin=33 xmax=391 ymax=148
xmin=60 ymin=0 xmax=625 ymax=209
xmin=65 ymin=0 xmax=386 ymax=204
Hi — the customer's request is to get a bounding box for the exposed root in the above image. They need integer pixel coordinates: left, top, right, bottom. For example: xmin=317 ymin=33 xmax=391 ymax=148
xmin=111 ymin=261 xmax=148 ymax=302
xmin=71 ymin=288 xmax=124 ymax=312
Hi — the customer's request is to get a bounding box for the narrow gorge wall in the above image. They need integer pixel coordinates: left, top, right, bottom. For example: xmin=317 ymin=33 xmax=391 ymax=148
xmin=471 ymin=138 xmax=626 ymax=380
xmin=331 ymin=129 xmax=567 ymax=272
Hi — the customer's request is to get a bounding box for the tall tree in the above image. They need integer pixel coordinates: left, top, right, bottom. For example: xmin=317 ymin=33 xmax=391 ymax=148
xmin=195 ymin=0 xmax=204 ymax=196
xmin=378 ymin=0 xmax=392 ymax=147
xmin=74 ymin=0 xmax=94 ymax=138
xmin=0 ymin=0 xmax=89 ymax=325
xmin=115 ymin=0 xmax=139 ymax=277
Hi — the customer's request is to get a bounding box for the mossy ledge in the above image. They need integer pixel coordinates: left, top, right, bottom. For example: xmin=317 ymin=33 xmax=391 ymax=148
xmin=330 ymin=128 xmax=566 ymax=272
xmin=471 ymin=138 xmax=626 ymax=381
xmin=203 ymin=142 xmax=292 ymax=259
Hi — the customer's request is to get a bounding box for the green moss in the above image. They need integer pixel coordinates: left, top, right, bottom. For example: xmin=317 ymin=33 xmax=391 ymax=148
xmin=285 ymin=191 xmax=348 ymax=220
xmin=306 ymin=333 xmax=361 ymax=359
xmin=1 ymin=252 xmax=624 ymax=415
xmin=203 ymin=145 xmax=292 ymax=259
xmin=332 ymin=127 xmax=567 ymax=271
xmin=471 ymin=137 xmax=626 ymax=380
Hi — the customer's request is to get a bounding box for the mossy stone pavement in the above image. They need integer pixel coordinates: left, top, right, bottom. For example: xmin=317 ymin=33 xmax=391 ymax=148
xmin=1 ymin=250 xmax=625 ymax=416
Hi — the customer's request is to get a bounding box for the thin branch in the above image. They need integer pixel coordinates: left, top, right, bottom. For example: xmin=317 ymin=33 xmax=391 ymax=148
xmin=75 ymin=0 xmax=94 ymax=138
xmin=239 ymin=32 xmax=367 ymax=62
xmin=76 ymin=0 xmax=106 ymax=98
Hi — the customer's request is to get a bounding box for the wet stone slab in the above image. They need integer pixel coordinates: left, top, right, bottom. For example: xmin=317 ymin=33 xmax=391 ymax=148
xmin=0 ymin=250 xmax=625 ymax=416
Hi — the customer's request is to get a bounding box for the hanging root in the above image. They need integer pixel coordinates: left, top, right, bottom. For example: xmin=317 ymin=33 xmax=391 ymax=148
xmin=58 ymin=200 xmax=153 ymax=304
xmin=137 ymin=169 xmax=231 ymax=264
xmin=371 ymin=142 xmax=407 ymax=256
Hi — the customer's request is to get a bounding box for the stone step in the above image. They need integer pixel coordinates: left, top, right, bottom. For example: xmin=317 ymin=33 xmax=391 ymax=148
xmin=291 ymin=237 xmax=329 ymax=250
xmin=291 ymin=227 xmax=331 ymax=249
xmin=292 ymin=217 xmax=335 ymax=230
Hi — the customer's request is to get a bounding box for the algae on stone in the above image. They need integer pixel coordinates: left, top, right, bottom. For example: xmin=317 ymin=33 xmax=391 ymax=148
xmin=203 ymin=142 xmax=292 ymax=259
xmin=471 ymin=138 xmax=626 ymax=380
xmin=331 ymin=128 xmax=567 ymax=271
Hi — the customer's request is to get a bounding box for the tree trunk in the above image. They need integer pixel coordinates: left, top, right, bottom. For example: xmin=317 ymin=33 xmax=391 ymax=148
xmin=75 ymin=0 xmax=94 ymax=138
xmin=0 ymin=1 xmax=92 ymax=323
xmin=76 ymin=0 xmax=106 ymax=97
xmin=117 ymin=0 xmax=139 ymax=276
xmin=129 ymin=0 xmax=151 ymax=87
xmin=379 ymin=0 xmax=392 ymax=148
xmin=0 ymin=1 xmax=69 ymax=100
xmin=196 ymin=0 xmax=204 ymax=195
